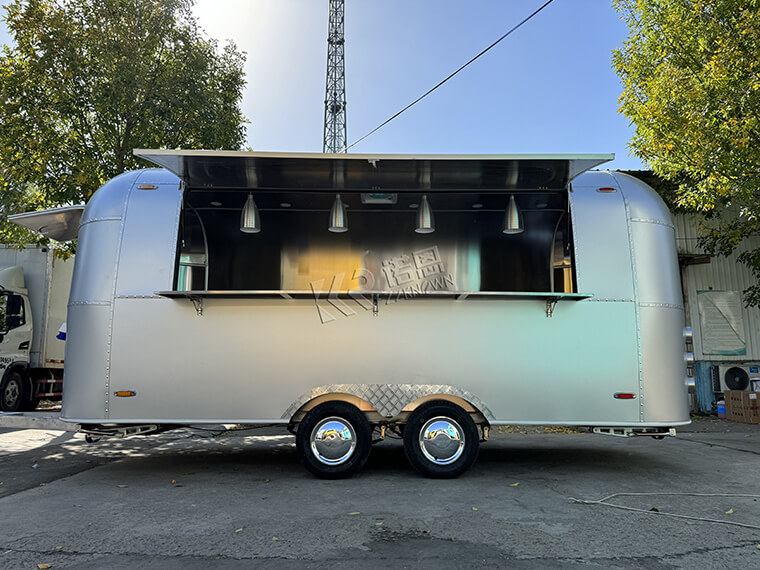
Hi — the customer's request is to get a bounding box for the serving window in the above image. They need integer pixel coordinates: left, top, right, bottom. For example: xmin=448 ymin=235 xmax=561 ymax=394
xmin=175 ymin=189 xmax=576 ymax=295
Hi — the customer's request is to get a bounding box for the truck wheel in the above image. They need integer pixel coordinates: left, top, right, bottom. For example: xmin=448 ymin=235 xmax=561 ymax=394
xmin=403 ymin=400 xmax=479 ymax=478
xmin=0 ymin=371 xmax=26 ymax=412
xmin=296 ymin=401 xmax=372 ymax=479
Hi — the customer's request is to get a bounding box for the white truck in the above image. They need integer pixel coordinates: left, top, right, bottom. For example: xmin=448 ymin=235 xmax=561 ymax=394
xmin=0 ymin=246 xmax=75 ymax=412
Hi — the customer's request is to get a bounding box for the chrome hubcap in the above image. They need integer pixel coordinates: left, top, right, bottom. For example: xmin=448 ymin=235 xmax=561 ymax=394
xmin=310 ymin=417 xmax=356 ymax=465
xmin=419 ymin=416 xmax=465 ymax=465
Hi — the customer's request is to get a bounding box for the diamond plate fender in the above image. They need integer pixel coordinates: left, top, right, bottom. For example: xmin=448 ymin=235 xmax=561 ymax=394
xmin=282 ymin=384 xmax=494 ymax=421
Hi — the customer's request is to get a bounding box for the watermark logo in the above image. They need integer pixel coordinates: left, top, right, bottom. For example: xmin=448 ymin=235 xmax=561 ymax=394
xmin=382 ymin=245 xmax=455 ymax=297
xmin=311 ymin=246 xmax=456 ymax=324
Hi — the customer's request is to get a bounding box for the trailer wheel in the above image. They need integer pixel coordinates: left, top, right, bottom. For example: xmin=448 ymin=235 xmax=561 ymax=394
xmin=0 ymin=371 xmax=26 ymax=412
xmin=296 ymin=401 xmax=372 ymax=479
xmin=403 ymin=400 xmax=479 ymax=478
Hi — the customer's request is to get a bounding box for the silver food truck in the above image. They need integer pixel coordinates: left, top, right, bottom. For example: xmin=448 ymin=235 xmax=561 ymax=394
xmin=12 ymin=151 xmax=692 ymax=478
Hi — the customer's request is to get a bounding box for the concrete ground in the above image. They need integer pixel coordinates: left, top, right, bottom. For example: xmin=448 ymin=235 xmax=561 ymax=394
xmin=0 ymin=415 xmax=759 ymax=569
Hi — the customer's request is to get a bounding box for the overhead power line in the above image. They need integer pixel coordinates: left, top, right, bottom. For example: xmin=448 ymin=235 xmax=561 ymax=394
xmin=345 ymin=0 xmax=556 ymax=152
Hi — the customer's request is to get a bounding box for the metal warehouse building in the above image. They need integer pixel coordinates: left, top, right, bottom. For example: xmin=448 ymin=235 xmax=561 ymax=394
xmin=674 ymin=212 xmax=760 ymax=412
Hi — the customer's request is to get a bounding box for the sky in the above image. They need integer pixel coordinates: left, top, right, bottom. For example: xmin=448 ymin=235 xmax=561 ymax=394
xmin=0 ymin=0 xmax=645 ymax=171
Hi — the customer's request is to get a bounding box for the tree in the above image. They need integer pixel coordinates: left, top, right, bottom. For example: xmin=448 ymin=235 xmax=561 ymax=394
xmin=613 ymin=0 xmax=760 ymax=304
xmin=0 ymin=0 xmax=247 ymax=246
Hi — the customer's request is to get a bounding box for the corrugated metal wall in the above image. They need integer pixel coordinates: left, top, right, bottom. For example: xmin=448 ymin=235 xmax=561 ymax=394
xmin=674 ymin=213 xmax=760 ymax=361
xmin=673 ymin=213 xmax=703 ymax=255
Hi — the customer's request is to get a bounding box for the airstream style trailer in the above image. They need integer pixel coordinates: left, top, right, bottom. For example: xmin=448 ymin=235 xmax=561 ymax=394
xmin=13 ymin=151 xmax=692 ymax=478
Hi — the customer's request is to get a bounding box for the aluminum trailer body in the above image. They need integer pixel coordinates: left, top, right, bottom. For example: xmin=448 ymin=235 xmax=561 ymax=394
xmin=40 ymin=151 xmax=690 ymax=477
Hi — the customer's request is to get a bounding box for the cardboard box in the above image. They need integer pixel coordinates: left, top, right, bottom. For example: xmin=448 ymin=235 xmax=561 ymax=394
xmin=742 ymin=391 xmax=760 ymax=424
xmin=725 ymin=391 xmax=745 ymax=422
xmin=723 ymin=391 xmax=760 ymax=424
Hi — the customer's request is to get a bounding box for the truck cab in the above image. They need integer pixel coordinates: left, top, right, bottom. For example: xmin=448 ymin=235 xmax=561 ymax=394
xmin=0 ymin=266 xmax=32 ymax=410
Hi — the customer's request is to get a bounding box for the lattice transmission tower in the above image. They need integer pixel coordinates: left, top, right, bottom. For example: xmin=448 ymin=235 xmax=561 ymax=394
xmin=323 ymin=0 xmax=347 ymax=153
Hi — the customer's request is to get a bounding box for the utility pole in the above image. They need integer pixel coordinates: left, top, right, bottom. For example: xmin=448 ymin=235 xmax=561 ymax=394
xmin=323 ymin=0 xmax=347 ymax=153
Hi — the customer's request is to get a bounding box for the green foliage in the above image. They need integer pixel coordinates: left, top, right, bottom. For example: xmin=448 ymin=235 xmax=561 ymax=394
xmin=619 ymin=170 xmax=685 ymax=209
xmin=0 ymin=0 xmax=247 ymax=249
xmin=614 ymin=0 xmax=760 ymax=305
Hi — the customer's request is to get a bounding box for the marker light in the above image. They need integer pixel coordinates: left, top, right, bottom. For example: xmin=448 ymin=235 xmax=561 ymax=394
xmin=613 ymin=393 xmax=636 ymax=399
xmin=114 ymin=391 xmax=136 ymax=397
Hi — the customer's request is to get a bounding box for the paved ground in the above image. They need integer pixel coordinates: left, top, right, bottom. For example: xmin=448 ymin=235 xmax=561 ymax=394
xmin=0 ymin=415 xmax=759 ymax=568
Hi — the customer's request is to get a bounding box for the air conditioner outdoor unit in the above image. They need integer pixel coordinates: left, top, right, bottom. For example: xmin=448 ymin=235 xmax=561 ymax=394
xmin=717 ymin=364 xmax=760 ymax=392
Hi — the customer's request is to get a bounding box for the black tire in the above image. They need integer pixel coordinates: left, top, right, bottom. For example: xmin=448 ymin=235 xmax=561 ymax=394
xmin=0 ymin=371 xmax=26 ymax=412
xmin=403 ymin=400 xmax=480 ymax=478
xmin=296 ymin=401 xmax=372 ymax=479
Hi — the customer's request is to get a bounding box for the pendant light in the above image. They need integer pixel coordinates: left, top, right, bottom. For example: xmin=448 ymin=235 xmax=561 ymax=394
xmin=415 ymin=194 xmax=434 ymax=234
xmin=328 ymin=193 xmax=348 ymax=232
xmin=503 ymin=194 xmax=523 ymax=234
xmin=240 ymin=193 xmax=261 ymax=233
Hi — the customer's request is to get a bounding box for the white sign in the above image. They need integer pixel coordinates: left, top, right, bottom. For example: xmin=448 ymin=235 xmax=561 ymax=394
xmin=697 ymin=290 xmax=746 ymax=355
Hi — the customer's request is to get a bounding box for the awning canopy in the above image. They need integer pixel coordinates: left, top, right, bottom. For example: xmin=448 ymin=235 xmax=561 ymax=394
xmin=134 ymin=150 xmax=613 ymax=192
xmin=8 ymin=205 xmax=84 ymax=241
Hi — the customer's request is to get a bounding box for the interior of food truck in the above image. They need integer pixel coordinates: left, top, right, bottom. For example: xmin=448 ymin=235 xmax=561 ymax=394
xmin=177 ymin=188 xmax=576 ymax=295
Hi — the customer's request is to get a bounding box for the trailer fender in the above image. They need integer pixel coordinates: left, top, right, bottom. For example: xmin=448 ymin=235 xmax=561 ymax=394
xmin=283 ymin=384 xmax=495 ymax=423
xmin=287 ymin=392 xmax=378 ymax=426
xmin=402 ymin=394 xmax=488 ymax=425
